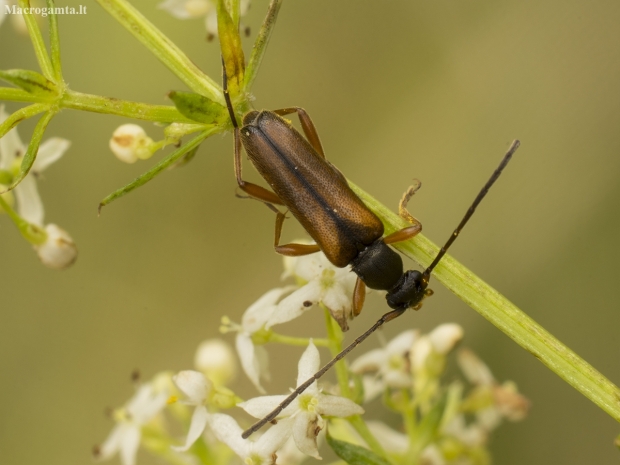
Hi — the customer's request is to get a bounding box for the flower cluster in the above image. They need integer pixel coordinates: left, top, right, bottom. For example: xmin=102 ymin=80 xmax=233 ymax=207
xmin=95 ymin=249 xmax=529 ymax=465
xmin=0 ymin=106 xmax=77 ymax=269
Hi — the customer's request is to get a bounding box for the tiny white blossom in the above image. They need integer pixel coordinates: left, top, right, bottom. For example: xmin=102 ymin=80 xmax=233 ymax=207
xmin=109 ymin=124 xmax=154 ymax=163
xmin=279 ymin=251 xmax=357 ymax=331
xmin=194 ymin=338 xmax=237 ymax=385
xmin=240 ymin=341 xmax=364 ymax=459
xmin=209 ymin=413 xmax=293 ymax=465
xmin=94 ymin=383 xmax=168 ymax=465
xmin=350 ymin=330 xmax=419 ymax=401
xmin=428 ymin=323 xmax=463 ymax=355
xmin=172 ymin=370 xmax=213 ymax=451
xmin=226 ymin=286 xmax=295 ymax=393
xmin=158 ymin=0 xmax=251 ymax=38
xmin=34 ymin=223 xmax=77 ymax=269
xmin=0 ymin=105 xmax=71 ymax=227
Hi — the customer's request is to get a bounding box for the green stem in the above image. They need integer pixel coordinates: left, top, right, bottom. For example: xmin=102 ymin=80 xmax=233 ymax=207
xmin=96 ymin=0 xmax=222 ymax=102
xmin=61 ymin=91 xmax=194 ymax=123
xmin=46 ymin=0 xmax=63 ymax=81
xmin=324 ymin=306 xmax=350 ymax=397
xmin=400 ymin=389 xmax=417 ymax=441
xmin=0 ymin=194 xmax=46 ymax=244
xmin=0 ymin=88 xmax=39 ymax=102
xmin=268 ymin=333 xmax=330 ymax=348
xmin=347 ymin=415 xmax=387 ymax=459
xmin=350 ymin=182 xmax=620 ymax=423
xmin=18 ymin=0 xmax=54 ymax=80
xmin=0 ymin=103 xmax=48 ymax=139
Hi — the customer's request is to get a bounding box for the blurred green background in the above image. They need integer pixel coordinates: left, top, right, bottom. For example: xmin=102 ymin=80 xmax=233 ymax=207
xmin=2 ymin=0 xmax=620 ymax=463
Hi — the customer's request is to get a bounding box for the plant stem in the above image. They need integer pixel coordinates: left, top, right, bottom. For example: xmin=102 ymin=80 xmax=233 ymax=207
xmin=351 ymin=182 xmax=620 ymax=424
xmin=18 ymin=0 xmax=54 ymax=80
xmin=96 ymin=0 xmax=222 ymax=102
xmin=244 ymin=0 xmax=282 ymax=92
xmin=46 ymin=0 xmax=63 ymax=81
xmin=61 ymin=90 xmax=194 ymax=123
xmin=269 ymin=333 xmax=330 ymax=348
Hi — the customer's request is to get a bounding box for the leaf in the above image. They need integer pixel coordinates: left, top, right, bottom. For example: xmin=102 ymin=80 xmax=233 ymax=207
xmin=326 ymin=431 xmax=391 ymax=465
xmin=168 ymin=91 xmax=227 ymax=125
xmin=217 ymin=0 xmax=245 ymax=95
xmin=0 ymin=69 xmax=58 ymax=96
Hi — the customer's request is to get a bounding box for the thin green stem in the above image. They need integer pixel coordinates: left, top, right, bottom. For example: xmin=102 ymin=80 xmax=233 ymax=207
xmin=400 ymin=389 xmax=417 ymax=441
xmin=18 ymin=0 xmax=54 ymax=80
xmin=324 ymin=306 xmax=350 ymax=397
xmin=0 ymin=103 xmax=48 ymax=139
xmin=0 ymin=194 xmax=46 ymax=244
xmin=61 ymin=91 xmax=194 ymax=123
xmin=268 ymin=333 xmax=330 ymax=348
xmin=96 ymin=0 xmax=222 ymax=102
xmin=244 ymin=0 xmax=282 ymax=92
xmin=347 ymin=415 xmax=388 ymax=460
xmin=46 ymin=0 xmax=63 ymax=81
xmin=0 ymin=88 xmax=38 ymax=102
xmin=350 ymin=182 xmax=620 ymax=423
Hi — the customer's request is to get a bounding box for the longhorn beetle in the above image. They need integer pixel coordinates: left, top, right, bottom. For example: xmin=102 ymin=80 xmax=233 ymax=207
xmin=222 ymin=69 xmax=520 ymax=438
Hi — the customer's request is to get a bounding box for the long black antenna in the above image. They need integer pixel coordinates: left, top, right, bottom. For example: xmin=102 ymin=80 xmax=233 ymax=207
xmin=422 ymin=139 xmax=520 ymax=281
xmin=241 ymin=140 xmax=520 ymax=439
xmin=222 ymin=58 xmax=238 ymax=128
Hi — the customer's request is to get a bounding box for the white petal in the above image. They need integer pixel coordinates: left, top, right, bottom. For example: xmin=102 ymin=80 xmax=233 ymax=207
xmin=387 ymin=329 xmax=419 ymax=356
xmin=119 ymin=425 xmax=141 ymax=465
xmin=420 ymin=444 xmax=446 ymax=465
xmin=173 ymin=370 xmax=211 ymax=404
xmin=14 ymin=175 xmax=44 ymax=226
xmin=208 ymin=414 xmax=249 ymax=458
xmin=316 ymin=394 xmax=364 ymax=417
xmin=0 ymin=106 xmax=26 ymax=169
xmin=321 ymin=282 xmax=351 ymax=314
xmin=289 ymin=253 xmax=323 ymax=281
xmin=429 ymin=323 xmax=463 ymax=355
xmin=236 ymin=333 xmax=267 ymax=393
xmin=266 ymin=284 xmax=318 ymax=329
xmin=159 ymin=0 xmax=209 ymax=18
xmin=127 ymin=385 xmax=168 ymax=424
xmin=292 ymin=412 xmax=321 ymax=459
xmin=172 ymin=405 xmax=210 ymax=451
xmin=242 ymin=287 xmax=292 ymax=333
xmin=239 ymin=395 xmax=288 ymax=419
xmin=457 ymin=348 xmax=495 ymax=386
xmin=205 ymin=9 xmax=218 ymax=36
xmin=350 ymin=349 xmax=385 ymax=374
xmin=365 ymin=421 xmax=408 ymax=453
xmin=253 ymin=417 xmax=295 ymax=459
xmin=361 ymin=376 xmax=385 ymax=403
xmin=194 ymin=339 xmax=237 ymax=385
xmin=33 ymin=137 xmax=70 ymax=172
xmin=410 ymin=337 xmax=432 ymax=372
xmin=383 ymin=371 xmax=412 ymax=389
xmin=296 ymin=341 xmax=320 ymax=387
xmin=96 ymin=424 xmax=124 ymax=460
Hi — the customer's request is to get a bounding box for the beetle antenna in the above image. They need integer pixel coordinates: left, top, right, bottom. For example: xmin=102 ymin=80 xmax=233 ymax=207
xmin=222 ymin=58 xmax=238 ymax=128
xmin=241 ymin=307 xmax=407 ymax=439
xmin=422 ymin=139 xmax=520 ymax=282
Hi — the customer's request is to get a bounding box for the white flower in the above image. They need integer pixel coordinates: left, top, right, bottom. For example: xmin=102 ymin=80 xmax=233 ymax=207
xmin=240 ymin=341 xmax=364 ymax=459
xmin=158 ymin=0 xmax=251 ymax=38
xmin=457 ymin=349 xmax=529 ymax=429
xmin=34 ymin=223 xmax=77 ymax=269
xmin=279 ymin=251 xmax=357 ymax=331
xmin=172 ymin=370 xmax=213 ymax=451
xmin=209 ymin=413 xmax=293 ymax=465
xmin=350 ymin=330 xmax=419 ymax=401
xmin=0 ymin=105 xmax=70 ymax=227
xmin=109 ymin=124 xmax=154 ymax=163
xmin=94 ymin=384 xmax=169 ymax=465
xmin=428 ymin=323 xmax=463 ymax=355
xmin=226 ymin=286 xmax=295 ymax=393
xmin=194 ymin=338 xmax=237 ymax=386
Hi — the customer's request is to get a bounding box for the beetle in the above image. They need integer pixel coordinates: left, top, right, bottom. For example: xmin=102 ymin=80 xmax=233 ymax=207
xmin=222 ymin=71 xmax=520 ymax=437
xmin=224 ymin=79 xmax=436 ymax=331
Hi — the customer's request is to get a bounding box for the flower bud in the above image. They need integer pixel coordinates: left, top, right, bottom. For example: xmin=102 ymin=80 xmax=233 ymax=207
xmin=194 ymin=338 xmax=237 ymax=385
xmin=109 ymin=124 xmax=154 ymax=163
xmin=428 ymin=323 xmax=464 ymax=355
xmin=34 ymin=224 xmax=78 ymax=270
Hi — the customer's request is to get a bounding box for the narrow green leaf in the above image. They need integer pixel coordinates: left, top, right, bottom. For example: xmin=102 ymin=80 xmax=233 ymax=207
xmin=0 ymin=103 xmax=48 ymax=140
xmin=244 ymin=0 xmax=282 ymax=92
xmin=326 ymin=431 xmax=391 ymax=465
xmin=47 ymin=0 xmax=63 ymax=81
xmin=168 ymin=91 xmax=228 ymax=125
xmin=98 ymin=129 xmax=215 ymax=213
xmin=18 ymin=0 xmax=55 ymax=80
xmin=0 ymin=69 xmax=58 ymax=96
xmin=217 ymin=0 xmax=245 ymax=95
xmin=2 ymin=110 xmax=56 ymax=193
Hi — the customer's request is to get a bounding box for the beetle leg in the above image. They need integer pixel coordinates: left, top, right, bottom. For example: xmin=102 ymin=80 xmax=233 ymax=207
xmin=352 ymin=278 xmax=367 ymax=317
xmin=383 ymin=182 xmax=423 ymax=244
xmin=234 ymin=127 xmax=285 ymax=208
xmin=272 ymin=107 xmax=325 ymax=158
xmin=273 ymin=211 xmax=321 ymax=256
